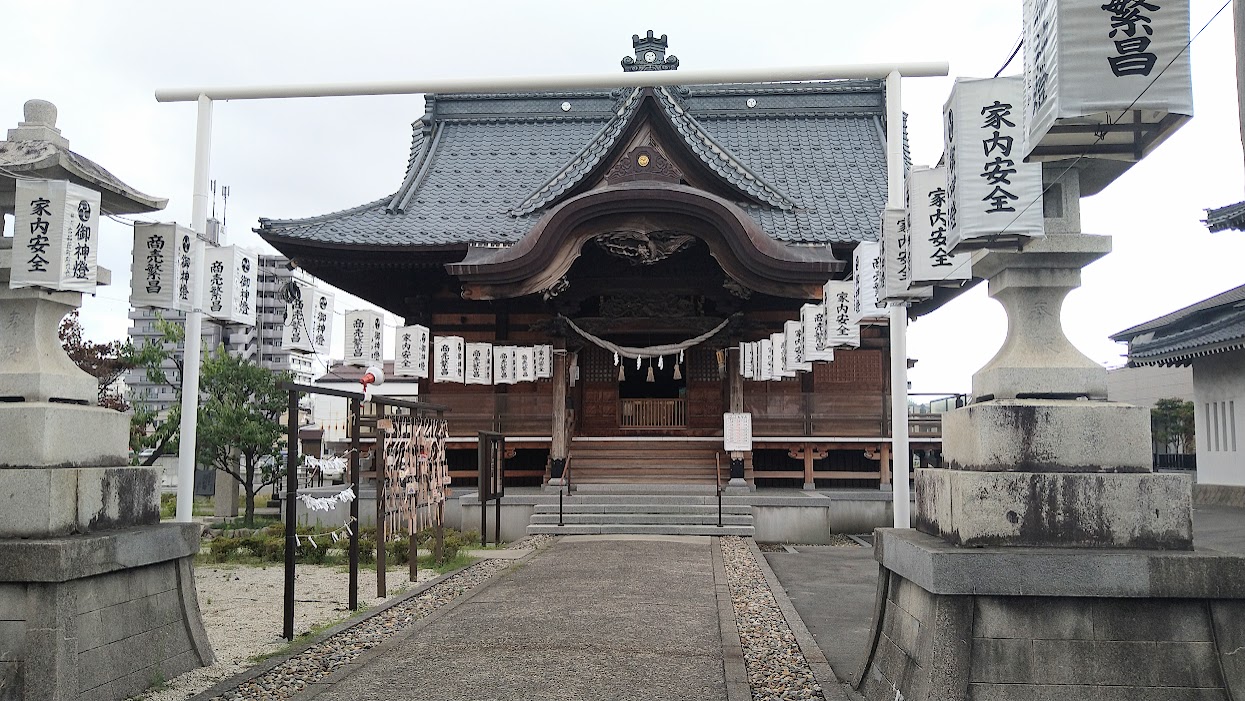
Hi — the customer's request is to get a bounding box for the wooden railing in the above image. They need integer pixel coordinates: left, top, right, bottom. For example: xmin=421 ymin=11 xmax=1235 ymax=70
xmin=619 ymin=398 xmax=687 ymax=429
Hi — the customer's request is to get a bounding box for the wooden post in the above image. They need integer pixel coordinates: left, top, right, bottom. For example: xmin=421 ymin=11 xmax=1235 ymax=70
xmin=879 ymin=442 xmax=892 ymax=489
xmin=802 ymin=442 xmax=815 ymax=491
xmin=375 ymin=423 xmax=386 ymax=600
xmin=550 ymin=338 xmax=569 ymax=483
xmin=348 ymin=396 xmax=361 ymax=611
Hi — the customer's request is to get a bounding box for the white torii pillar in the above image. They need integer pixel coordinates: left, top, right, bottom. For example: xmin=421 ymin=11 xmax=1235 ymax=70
xmin=885 ymin=71 xmax=912 ymax=529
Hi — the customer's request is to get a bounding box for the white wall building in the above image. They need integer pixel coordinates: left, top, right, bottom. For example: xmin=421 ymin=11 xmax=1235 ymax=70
xmin=1113 ymin=284 xmax=1245 ymax=489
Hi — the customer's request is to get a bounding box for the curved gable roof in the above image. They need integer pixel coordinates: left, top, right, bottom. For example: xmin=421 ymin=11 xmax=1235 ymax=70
xmin=258 ymin=79 xmax=888 ymax=249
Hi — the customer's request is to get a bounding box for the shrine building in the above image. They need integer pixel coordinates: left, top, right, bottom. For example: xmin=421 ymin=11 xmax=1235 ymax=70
xmin=259 ymin=32 xmax=931 ymax=489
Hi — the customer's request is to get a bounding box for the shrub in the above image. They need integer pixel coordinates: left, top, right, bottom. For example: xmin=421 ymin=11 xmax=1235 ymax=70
xmin=210 ymin=536 xmax=241 ymax=563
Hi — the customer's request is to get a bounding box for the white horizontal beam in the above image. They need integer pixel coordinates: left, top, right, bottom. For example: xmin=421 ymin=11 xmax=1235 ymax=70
xmin=154 ymin=62 xmax=950 ymax=102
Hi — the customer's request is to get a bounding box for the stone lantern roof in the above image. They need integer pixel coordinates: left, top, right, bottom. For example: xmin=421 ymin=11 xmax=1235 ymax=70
xmin=0 ymin=99 xmax=167 ymax=219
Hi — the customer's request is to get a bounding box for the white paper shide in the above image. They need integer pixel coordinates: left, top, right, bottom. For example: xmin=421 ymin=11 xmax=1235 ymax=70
xmin=11 ymin=180 xmax=100 ymax=292
xmin=945 ymin=76 xmax=1044 ymax=250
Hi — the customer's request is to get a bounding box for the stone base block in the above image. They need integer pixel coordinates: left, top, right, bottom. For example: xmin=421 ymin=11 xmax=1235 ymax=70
xmin=0 ymin=466 xmax=160 ymax=538
xmin=0 ymin=403 xmax=128 ymax=468
xmin=915 ymin=468 xmax=1192 ymax=549
xmin=855 ymin=529 xmax=1245 ymax=701
xmin=942 ymin=399 xmax=1152 ymax=473
xmin=0 ymin=524 xmax=212 ymax=701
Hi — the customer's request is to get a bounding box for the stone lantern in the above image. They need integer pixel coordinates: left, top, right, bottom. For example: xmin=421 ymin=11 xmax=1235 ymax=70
xmin=0 ymin=100 xmax=212 ymax=701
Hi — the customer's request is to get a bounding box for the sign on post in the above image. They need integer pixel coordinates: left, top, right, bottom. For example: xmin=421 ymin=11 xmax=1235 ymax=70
xmin=724 ymin=413 xmax=753 ymax=452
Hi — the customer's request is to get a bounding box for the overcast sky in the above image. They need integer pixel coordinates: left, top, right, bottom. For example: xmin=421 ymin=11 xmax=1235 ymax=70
xmin=3 ymin=0 xmax=1243 ymax=396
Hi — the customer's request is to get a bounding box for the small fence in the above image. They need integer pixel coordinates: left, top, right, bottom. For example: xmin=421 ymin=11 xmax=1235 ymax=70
xmin=620 ymin=398 xmax=687 ymax=429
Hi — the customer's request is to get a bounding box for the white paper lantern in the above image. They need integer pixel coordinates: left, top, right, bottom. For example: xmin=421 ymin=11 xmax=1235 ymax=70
xmin=130 ymin=222 xmax=192 ymax=311
xmin=879 ymin=207 xmax=933 ymax=302
xmin=908 ymin=167 xmax=972 ymax=285
xmin=308 ymin=288 xmax=334 ymax=356
xmin=516 ymin=347 xmax=536 ymax=382
xmin=393 ymin=325 xmax=430 ymax=378
xmin=345 ymin=310 xmax=384 ymax=367
xmin=433 ymin=336 xmax=465 ymax=383
xmin=823 ymin=281 xmax=861 ymax=349
xmin=534 ymin=345 xmax=553 ymax=379
xmin=852 ymin=242 xmax=888 ymax=321
xmin=202 ymin=245 xmax=257 ymax=326
xmin=493 ymin=345 xmax=515 ymax=385
xmin=11 ymin=180 xmax=100 ymax=292
xmin=944 ymin=76 xmax=1045 ymax=251
xmin=771 ymin=332 xmax=795 ymax=379
xmin=757 ymin=339 xmax=774 ymax=382
xmin=1023 ymin=0 xmax=1192 ymax=167
xmin=280 ymin=279 xmax=315 ymax=353
xmin=465 ymin=343 xmax=493 ymax=385
xmin=800 ymin=304 xmax=833 ymax=362
xmin=739 ymin=342 xmax=753 ymax=379
xmin=784 ymin=320 xmax=812 ymax=372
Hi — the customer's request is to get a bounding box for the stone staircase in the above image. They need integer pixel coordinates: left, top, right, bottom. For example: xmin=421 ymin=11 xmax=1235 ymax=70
xmin=565 ymin=439 xmax=721 ymax=483
xmin=526 ymin=484 xmax=754 ymax=537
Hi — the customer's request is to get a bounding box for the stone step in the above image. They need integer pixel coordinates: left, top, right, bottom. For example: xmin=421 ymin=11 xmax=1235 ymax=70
xmin=533 ymin=503 xmax=751 ymax=515
xmin=544 ymin=494 xmax=751 ymax=505
xmin=570 ymin=483 xmax=720 ymax=495
xmin=529 ymin=513 xmax=754 ymax=526
xmin=526 ymin=523 xmax=755 ymax=537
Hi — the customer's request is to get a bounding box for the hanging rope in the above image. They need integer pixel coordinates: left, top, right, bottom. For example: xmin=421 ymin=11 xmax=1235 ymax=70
xmin=558 ymin=314 xmax=734 ymax=359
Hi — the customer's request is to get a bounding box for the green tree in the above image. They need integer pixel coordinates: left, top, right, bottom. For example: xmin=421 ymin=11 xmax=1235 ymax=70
xmin=1152 ymin=398 xmax=1196 ymax=454
xmin=196 ymin=349 xmax=290 ymax=526
xmin=58 ymin=310 xmax=136 ymax=412
xmin=127 ymin=316 xmax=185 ymax=465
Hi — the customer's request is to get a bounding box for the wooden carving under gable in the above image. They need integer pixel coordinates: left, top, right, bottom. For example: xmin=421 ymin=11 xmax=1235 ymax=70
xmin=606 ymin=142 xmax=683 ymax=185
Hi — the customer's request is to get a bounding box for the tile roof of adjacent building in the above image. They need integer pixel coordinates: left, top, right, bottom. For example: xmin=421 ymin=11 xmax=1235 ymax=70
xmin=1204 ymin=200 xmax=1245 ymax=232
xmin=258 ymin=79 xmax=889 ymax=248
xmin=1112 ymin=282 xmax=1245 ymax=366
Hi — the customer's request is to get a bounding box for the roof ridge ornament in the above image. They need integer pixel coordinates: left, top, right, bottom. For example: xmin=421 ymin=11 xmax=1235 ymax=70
xmin=622 ymin=30 xmax=679 ymax=72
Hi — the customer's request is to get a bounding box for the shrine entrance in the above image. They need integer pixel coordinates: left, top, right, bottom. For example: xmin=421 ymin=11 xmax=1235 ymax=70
xmin=618 ymin=354 xmax=687 ymax=430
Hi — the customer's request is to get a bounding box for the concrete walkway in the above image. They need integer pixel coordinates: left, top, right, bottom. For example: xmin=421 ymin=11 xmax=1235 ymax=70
xmin=315 ymin=535 xmax=726 ymax=700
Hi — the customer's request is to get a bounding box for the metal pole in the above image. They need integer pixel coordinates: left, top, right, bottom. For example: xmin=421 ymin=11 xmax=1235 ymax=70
xmin=348 ymin=396 xmax=360 ymax=610
xmin=480 ymin=489 xmax=487 ymax=548
xmin=494 ymin=495 xmax=501 ymax=545
xmin=886 ymin=70 xmax=911 ymax=529
xmin=175 ymin=94 xmax=212 ymax=523
xmin=410 ymin=494 xmax=418 ymax=583
xmin=282 ymin=388 xmax=298 ymax=641
xmin=154 ymin=62 xmax=950 ymax=103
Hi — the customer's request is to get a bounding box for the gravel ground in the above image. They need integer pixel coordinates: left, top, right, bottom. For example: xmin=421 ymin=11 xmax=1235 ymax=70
xmin=130 ymin=536 xmax=549 ymax=701
xmin=721 ymin=536 xmax=825 ymax=701
xmin=127 ymin=563 xmax=439 ymax=701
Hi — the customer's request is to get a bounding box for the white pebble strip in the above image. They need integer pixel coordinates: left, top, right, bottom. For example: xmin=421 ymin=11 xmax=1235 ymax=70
xmin=721 ymin=536 xmax=825 ymax=701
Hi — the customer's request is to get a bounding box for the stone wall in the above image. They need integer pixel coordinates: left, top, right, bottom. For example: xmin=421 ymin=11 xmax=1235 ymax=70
xmin=858 ymin=541 xmax=1245 ymax=701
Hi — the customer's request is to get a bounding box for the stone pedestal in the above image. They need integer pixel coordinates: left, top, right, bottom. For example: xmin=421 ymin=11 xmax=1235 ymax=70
xmin=856 ymin=166 xmax=1245 ymax=699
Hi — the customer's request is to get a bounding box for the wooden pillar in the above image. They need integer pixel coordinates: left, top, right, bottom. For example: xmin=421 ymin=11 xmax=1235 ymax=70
xmin=550 ymin=337 xmax=569 ymax=483
xmin=726 ymin=347 xmax=748 ymax=486
xmin=494 ymin=304 xmax=510 ymax=434
xmin=879 ymin=442 xmax=891 ymax=489
xmin=802 ymin=442 xmax=815 ymax=491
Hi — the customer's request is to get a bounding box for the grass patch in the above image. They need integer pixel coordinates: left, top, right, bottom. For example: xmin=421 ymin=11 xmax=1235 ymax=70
xmin=160 ymin=493 xmax=213 ymax=519
xmin=214 ymin=516 xmax=282 ymax=532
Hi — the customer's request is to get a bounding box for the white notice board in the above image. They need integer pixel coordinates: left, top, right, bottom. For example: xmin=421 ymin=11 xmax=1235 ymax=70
xmin=723 ymin=413 xmax=753 ymax=452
